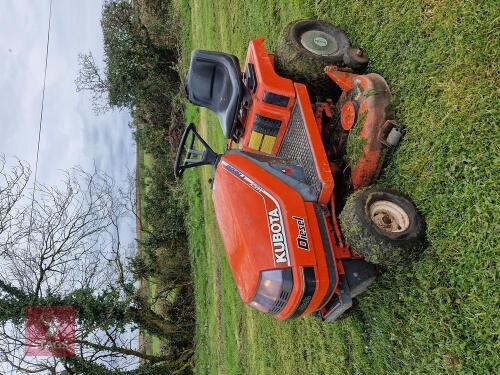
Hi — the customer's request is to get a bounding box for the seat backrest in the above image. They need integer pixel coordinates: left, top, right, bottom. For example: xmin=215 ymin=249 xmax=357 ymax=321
xmin=186 ymin=50 xmax=243 ymax=139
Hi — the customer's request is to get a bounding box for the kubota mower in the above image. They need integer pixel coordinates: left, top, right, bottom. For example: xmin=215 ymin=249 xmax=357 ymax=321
xmin=175 ymin=20 xmax=424 ymax=321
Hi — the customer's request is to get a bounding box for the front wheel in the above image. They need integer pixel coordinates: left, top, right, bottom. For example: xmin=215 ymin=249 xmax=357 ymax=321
xmin=339 ymin=187 xmax=425 ymax=266
xmin=274 ymin=19 xmax=368 ymax=97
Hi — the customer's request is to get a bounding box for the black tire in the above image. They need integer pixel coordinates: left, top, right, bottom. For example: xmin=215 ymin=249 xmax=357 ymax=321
xmin=339 ymin=186 xmax=425 ymax=266
xmin=274 ymin=19 xmax=368 ymax=98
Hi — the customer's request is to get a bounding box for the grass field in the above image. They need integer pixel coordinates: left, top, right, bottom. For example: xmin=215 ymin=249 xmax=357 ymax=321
xmin=177 ymin=0 xmax=499 ymax=374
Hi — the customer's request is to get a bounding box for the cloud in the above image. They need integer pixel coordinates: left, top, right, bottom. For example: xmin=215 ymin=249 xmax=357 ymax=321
xmin=0 ymin=0 xmax=135 ymax=187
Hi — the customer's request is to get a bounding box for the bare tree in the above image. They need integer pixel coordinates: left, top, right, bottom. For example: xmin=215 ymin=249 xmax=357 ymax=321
xmin=0 ymin=156 xmax=30 ymax=254
xmin=2 ymin=168 xmax=117 ymax=297
xmin=0 ymin=156 xmax=192 ymax=374
xmin=75 ymin=52 xmax=110 ymax=114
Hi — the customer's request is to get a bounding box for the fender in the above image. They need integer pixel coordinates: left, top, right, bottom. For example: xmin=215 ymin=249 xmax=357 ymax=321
xmin=325 ymin=67 xmax=392 ymax=190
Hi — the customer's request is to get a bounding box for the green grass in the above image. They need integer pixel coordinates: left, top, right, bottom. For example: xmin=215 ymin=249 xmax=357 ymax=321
xmin=177 ymin=0 xmax=499 ymax=374
xmin=137 ymin=134 xmax=162 ymax=355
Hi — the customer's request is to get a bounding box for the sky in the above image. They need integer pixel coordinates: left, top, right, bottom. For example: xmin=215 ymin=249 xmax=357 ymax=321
xmin=0 ymin=0 xmax=135 ymax=188
xmin=0 ymin=2 xmax=137 ymax=371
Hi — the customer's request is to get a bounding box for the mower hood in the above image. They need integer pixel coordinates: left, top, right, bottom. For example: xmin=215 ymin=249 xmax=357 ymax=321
xmin=211 ymin=151 xmax=313 ymax=303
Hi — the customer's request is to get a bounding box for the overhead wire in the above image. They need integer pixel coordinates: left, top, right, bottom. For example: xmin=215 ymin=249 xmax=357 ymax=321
xmin=27 ymin=0 xmax=53 ymax=252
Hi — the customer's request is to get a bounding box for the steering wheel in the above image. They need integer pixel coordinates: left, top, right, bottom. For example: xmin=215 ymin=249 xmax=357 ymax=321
xmin=174 ymin=123 xmax=219 ymax=178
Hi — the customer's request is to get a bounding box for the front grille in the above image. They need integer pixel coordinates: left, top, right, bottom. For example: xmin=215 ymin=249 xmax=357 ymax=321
xmin=289 ymin=267 xmax=316 ymax=319
xmin=315 ymin=204 xmax=337 ymax=308
xmin=269 ymin=289 xmax=291 ymax=314
xmin=278 ymin=104 xmax=322 ymax=200
xmin=269 ymin=268 xmax=293 ymax=315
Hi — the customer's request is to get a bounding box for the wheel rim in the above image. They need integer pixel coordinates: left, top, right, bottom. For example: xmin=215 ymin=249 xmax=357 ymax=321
xmin=369 ymin=200 xmax=410 ymax=233
xmin=300 ymin=30 xmax=338 ymax=56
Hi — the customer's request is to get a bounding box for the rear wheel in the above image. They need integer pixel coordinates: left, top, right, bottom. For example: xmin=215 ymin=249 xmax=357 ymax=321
xmin=339 ymin=187 xmax=425 ymax=266
xmin=274 ymin=19 xmax=368 ymax=97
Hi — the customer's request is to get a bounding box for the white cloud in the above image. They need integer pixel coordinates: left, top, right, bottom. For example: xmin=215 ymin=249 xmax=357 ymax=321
xmin=0 ymin=0 xmax=135 ymax=187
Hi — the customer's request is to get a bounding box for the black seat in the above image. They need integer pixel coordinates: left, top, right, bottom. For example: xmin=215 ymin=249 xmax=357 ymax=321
xmin=185 ymin=50 xmax=243 ymax=139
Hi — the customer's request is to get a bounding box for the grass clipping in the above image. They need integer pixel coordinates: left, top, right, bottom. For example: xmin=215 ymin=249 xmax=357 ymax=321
xmin=346 ymin=111 xmax=367 ymax=167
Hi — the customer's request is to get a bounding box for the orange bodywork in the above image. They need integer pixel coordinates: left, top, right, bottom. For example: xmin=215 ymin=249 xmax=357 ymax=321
xmin=238 ymin=38 xmax=296 ymax=154
xmin=238 ymin=38 xmax=334 ymax=205
xmin=212 ymin=152 xmax=341 ymax=319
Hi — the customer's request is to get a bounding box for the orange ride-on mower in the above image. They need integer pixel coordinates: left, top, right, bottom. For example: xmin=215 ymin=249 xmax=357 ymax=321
xmin=175 ymin=20 xmax=425 ymax=322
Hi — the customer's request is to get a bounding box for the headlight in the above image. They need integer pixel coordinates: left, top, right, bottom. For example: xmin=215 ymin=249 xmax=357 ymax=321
xmin=249 ymin=269 xmax=292 ymax=314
